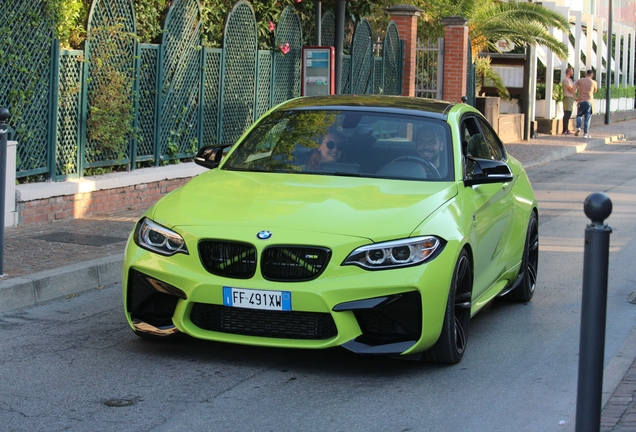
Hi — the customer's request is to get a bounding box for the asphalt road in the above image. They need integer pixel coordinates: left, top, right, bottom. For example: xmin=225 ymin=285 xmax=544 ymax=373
xmin=2 ymin=141 xmax=636 ymax=431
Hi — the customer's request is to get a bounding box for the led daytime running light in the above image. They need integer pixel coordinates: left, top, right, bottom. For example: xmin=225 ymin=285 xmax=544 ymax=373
xmin=344 ymin=236 xmax=442 ymax=270
xmin=136 ymin=218 xmax=188 ymax=256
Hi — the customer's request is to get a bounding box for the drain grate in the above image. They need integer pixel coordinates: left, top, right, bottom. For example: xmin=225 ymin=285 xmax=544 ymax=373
xmin=33 ymin=232 xmax=127 ymax=246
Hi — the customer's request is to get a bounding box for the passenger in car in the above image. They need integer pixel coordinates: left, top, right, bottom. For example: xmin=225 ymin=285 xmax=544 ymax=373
xmin=415 ymin=127 xmax=445 ymax=170
xmin=297 ymin=130 xmax=346 ymax=170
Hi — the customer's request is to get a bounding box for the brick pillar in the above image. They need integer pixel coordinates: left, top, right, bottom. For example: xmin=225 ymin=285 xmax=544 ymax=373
xmin=385 ymin=4 xmax=422 ymax=97
xmin=441 ymin=16 xmax=469 ymax=103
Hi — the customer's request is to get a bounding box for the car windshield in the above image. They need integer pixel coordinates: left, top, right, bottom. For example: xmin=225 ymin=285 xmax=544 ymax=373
xmin=222 ymin=109 xmax=454 ymax=181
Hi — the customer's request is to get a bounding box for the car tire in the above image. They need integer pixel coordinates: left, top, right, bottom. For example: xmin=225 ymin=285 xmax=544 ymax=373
xmin=509 ymin=211 xmax=538 ymax=303
xmin=422 ymin=249 xmax=472 ymax=364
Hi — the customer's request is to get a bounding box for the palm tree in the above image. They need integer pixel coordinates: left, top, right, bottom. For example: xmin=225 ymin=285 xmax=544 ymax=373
xmin=469 ymin=0 xmax=568 ymax=58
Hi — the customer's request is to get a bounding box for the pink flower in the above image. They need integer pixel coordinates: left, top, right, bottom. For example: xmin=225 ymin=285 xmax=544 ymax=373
xmin=269 ymin=21 xmax=275 ymax=32
xmin=280 ymin=43 xmax=290 ymax=55
xmin=296 ymin=0 xmax=301 ymax=2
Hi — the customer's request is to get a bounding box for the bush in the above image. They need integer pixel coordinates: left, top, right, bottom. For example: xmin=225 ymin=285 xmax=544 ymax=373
xmin=536 ymin=83 xmax=562 ymax=101
xmin=596 ymin=85 xmax=636 ymax=99
xmin=85 ymin=24 xmax=135 ymax=160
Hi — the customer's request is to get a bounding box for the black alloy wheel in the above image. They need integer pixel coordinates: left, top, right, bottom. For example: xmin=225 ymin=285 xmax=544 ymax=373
xmin=510 ymin=211 xmax=539 ymax=303
xmin=423 ymin=249 xmax=472 ymax=364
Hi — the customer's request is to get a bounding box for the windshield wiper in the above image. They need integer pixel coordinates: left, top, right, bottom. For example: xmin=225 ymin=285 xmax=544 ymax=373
xmin=330 ymin=171 xmax=362 ymax=177
xmin=304 ymin=170 xmax=362 ymax=177
xmin=223 ymin=166 xmax=270 ymax=173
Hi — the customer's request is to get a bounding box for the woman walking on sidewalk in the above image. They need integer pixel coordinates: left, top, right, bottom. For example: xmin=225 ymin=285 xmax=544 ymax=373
xmin=562 ymin=68 xmax=575 ymax=135
xmin=573 ymin=70 xmax=598 ymax=138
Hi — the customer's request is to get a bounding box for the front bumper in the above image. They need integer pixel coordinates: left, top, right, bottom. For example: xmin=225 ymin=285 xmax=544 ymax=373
xmin=123 ymin=233 xmax=456 ymax=356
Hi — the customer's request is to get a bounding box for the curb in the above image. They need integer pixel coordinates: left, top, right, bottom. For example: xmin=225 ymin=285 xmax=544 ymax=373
xmin=0 ymin=254 xmax=123 ymax=313
xmin=523 ymin=133 xmax=629 ymax=169
xmin=561 ymin=323 xmax=636 ymax=431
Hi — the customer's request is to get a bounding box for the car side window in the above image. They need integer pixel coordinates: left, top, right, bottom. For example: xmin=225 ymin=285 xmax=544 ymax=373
xmin=462 ymin=117 xmax=490 ymax=159
xmin=476 ymin=117 xmax=505 ymax=161
xmin=461 ymin=117 xmax=482 ymax=179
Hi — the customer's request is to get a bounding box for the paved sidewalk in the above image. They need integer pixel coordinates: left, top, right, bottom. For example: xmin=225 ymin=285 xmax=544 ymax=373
xmin=2 ymin=117 xmax=636 ymax=429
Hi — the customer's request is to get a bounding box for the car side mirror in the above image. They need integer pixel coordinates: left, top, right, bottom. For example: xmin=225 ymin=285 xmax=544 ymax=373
xmin=194 ymin=145 xmax=232 ymax=169
xmin=464 ymin=157 xmax=513 ymax=186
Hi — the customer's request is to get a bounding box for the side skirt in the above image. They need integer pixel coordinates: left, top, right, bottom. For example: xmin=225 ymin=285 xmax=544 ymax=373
xmin=496 ymin=270 xmax=524 ymax=298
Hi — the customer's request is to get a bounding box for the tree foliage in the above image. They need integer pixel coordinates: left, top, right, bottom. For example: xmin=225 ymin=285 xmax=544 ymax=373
xmin=44 ymin=0 xmax=86 ymax=48
xmin=475 ymin=57 xmax=508 ymax=99
xmin=469 ymin=0 xmax=568 ymax=58
xmin=412 ymin=0 xmax=568 ymax=58
xmin=48 ymin=0 xmax=399 ymax=50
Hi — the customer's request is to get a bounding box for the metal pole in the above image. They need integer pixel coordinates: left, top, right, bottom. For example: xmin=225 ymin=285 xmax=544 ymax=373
xmin=523 ymin=44 xmax=533 ymax=140
xmin=315 ymin=0 xmax=322 ymax=46
xmin=335 ymin=0 xmax=346 ymax=94
xmin=0 ymin=107 xmax=10 ymax=275
xmin=575 ymin=192 xmax=613 ymax=432
xmin=605 ymin=0 xmax=613 ymax=124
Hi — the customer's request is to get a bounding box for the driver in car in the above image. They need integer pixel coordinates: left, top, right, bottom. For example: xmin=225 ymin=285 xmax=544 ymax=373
xmin=415 ymin=127 xmax=445 ymax=170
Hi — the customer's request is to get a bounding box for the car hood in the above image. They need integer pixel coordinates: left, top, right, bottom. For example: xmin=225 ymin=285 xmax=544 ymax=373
xmin=150 ymin=170 xmax=458 ymax=242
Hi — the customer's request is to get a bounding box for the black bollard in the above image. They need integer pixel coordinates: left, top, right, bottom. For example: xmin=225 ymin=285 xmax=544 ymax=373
xmin=575 ymin=192 xmax=613 ymax=432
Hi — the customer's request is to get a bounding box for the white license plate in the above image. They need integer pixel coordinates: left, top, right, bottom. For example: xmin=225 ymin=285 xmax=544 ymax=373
xmin=223 ymin=287 xmax=291 ymax=311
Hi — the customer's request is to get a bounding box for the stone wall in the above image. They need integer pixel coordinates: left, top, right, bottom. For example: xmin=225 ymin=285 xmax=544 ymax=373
xmin=17 ymin=178 xmax=191 ymax=226
xmin=498 ymin=114 xmax=524 ymax=143
xmin=14 ymin=163 xmax=207 ymax=227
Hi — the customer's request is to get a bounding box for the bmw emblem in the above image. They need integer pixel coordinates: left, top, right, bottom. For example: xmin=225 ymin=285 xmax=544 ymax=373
xmin=256 ymin=230 xmax=272 ymax=240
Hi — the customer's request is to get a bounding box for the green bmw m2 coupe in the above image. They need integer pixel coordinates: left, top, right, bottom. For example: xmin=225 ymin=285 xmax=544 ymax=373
xmin=123 ymin=95 xmax=539 ymax=364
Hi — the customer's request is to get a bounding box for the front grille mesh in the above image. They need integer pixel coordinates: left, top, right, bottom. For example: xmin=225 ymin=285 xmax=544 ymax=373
xmin=359 ymin=310 xmax=402 ymax=334
xmin=198 ymin=241 xmax=331 ymax=282
xmin=190 ymin=303 xmax=337 ymax=340
xmin=199 ymin=240 xmax=256 ymax=279
xmin=261 ymin=246 xmax=330 ymax=281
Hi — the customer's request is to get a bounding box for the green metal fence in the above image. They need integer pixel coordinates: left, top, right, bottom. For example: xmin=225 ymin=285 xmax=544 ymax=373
xmin=321 ymin=11 xmax=336 ymax=47
xmin=202 ymin=48 xmax=223 ymax=146
xmin=54 ymin=50 xmax=83 ymax=179
xmin=137 ymin=44 xmax=160 ymax=163
xmin=382 ymin=22 xmax=402 ymax=96
xmin=0 ymin=0 xmax=55 ymax=178
xmin=220 ymin=1 xmax=258 ymax=145
xmin=83 ymin=0 xmax=137 ymax=171
xmin=0 ymin=0 xmax=402 ymax=181
xmin=272 ymin=6 xmax=303 ymax=106
xmin=159 ymin=0 xmax=202 ymax=162
xmin=351 ymin=19 xmax=374 ymax=95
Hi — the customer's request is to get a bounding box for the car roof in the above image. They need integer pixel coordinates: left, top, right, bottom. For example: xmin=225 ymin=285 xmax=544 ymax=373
xmin=277 ymin=95 xmax=460 ymax=120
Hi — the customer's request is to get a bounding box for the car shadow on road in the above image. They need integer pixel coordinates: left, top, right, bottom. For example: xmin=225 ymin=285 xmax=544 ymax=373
xmin=122 ymin=295 xmax=532 ymax=377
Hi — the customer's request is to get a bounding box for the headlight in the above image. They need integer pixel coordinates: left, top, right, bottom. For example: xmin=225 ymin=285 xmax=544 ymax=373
xmin=134 ymin=218 xmax=189 ymax=256
xmin=343 ymin=236 xmax=443 ymax=270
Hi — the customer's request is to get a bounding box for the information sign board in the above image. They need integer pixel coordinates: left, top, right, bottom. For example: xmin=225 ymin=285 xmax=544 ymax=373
xmin=302 ymin=47 xmax=335 ymax=96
